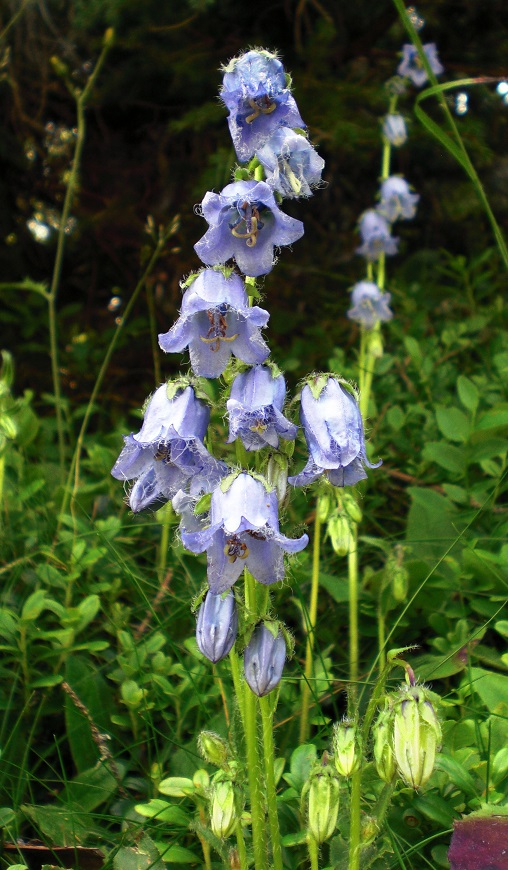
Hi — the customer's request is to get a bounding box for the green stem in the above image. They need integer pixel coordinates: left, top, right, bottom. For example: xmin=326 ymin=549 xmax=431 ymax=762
xmin=235 ymin=819 xmax=248 ymax=870
xmin=348 ymin=769 xmax=362 ymax=870
xmin=348 ymin=523 xmax=359 ymax=699
xmin=229 ymin=647 xmax=246 ymax=730
xmin=259 ymin=696 xmax=283 ymax=870
xmin=157 ymin=501 xmax=173 ymax=585
xmin=0 ymin=453 xmax=4 ymax=526
xmin=377 ymin=601 xmax=386 ymax=672
xmin=299 ymin=498 xmax=322 ymax=744
xmin=198 ymin=804 xmax=213 ymax=870
xmin=244 ymin=688 xmax=267 ymax=870
xmin=373 ymin=781 xmax=396 ymax=830
xmin=307 ymin=836 xmax=319 ymax=870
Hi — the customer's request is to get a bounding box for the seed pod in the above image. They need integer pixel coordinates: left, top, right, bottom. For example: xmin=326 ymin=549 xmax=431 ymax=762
xmin=210 ymin=779 xmax=241 ymax=840
xmin=244 ymin=623 xmax=286 ymax=697
xmin=392 ymin=686 xmax=442 ymax=789
xmin=196 ymin=590 xmax=238 ymax=663
xmin=332 ymin=719 xmax=361 ymax=778
xmin=307 ymin=765 xmax=340 ymax=844
xmin=198 ymin=731 xmax=229 ymax=768
xmin=373 ymin=703 xmax=397 ymax=784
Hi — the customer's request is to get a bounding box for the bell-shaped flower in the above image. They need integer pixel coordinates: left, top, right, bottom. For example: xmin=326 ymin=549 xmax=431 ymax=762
xmin=244 ymin=622 xmax=286 ymax=696
xmin=256 ymin=127 xmax=324 ymax=199
xmin=220 ymin=49 xmax=305 ymax=161
xmin=377 ymin=176 xmax=419 ymax=222
xmin=111 ymin=383 xmax=225 ymax=511
xmin=196 ymin=590 xmax=238 ymax=663
xmin=226 ymin=365 xmax=297 ymax=451
xmin=177 ymin=471 xmax=308 ymax=593
xmin=397 ymin=43 xmax=444 ymax=88
xmin=158 ymin=268 xmax=270 ymax=378
xmin=288 ymin=375 xmax=381 ymax=488
xmin=356 ymin=210 xmax=399 ymax=261
xmin=347 ymin=281 xmax=393 ymax=329
xmin=382 ymin=113 xmax=408 ymax=147
xmin=194 ymin=181 xmax=304 ymax=278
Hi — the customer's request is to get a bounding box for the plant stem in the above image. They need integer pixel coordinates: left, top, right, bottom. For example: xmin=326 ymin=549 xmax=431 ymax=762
xmin=348 ymin=523 xmax=359 ymax=697
xmin=157 ymin=502 xmax=174 ymax=585
xmin=0 ymin=453 xmax=4 ymax=526
xmin=348 ymin=769 xmax=362 ymax=870
xmin=377 ymin=600 xmax=386 ymax=672
xmin=307 ymin=836 xmax=319 ymax=870
xmin=235 ymin=820 xmax=248 ymax=870
xmin=198 ymin=804 xmax=213 ymax=870
xmin=229 ymin=647 xmax=246 ymax=730
xmin=259 ymin=695 xmax=283 ymax=870
xmin=299 ymin=498 xmax=322 ymax=744
xmin=244 ymin=688 xmax=267 ymax=870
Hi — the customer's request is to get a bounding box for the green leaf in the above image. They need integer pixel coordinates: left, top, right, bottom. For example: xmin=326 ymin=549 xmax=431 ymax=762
xmin=467 ymin=667 xmax=508 ymax=714
xmin=457 ymin=375 xmax=479 ymax=414
xmin=134 ymin=799 xmax=189 ymax=826
xmin=158 ymin=776 xmax=195 ymax=797
xmin=29 ymin=675 xmax=64 ymax=688
xmin=21 ymin=590 xmax=49 ymax=622
xmin=406 ymin=487 xmax=459 ymax=560
xmin=435 ymin=405 xmax=471 ymax=443
xmin=159 ymin=844 xmax=201 ymax=863
xmin=434 ymin=754 xmax=478 ymax=797
xmin=283 ymin=744 xmax=317 ymax=792
xmin=65 ymin=656 xmax=117 ymax=772
xmin=412 ymin=792 xmax=458 ymax=827
xmin=422 ymin=441 xmax=467 ymax=475
xmin=61 ymin=762 xmax=126 ymax=812
xmin=318 ymin=572 xmax=350 ymax=603
xmin=476 ymin=405 xmax=508 ymax=432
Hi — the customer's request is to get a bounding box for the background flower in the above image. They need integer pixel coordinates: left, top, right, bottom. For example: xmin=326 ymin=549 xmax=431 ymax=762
xmin=397 ymin=43 xmax=444 ymax=87
xmin=356 ymin=210 xmax=399 ymax=261
xmin=347 ymin=281 xmax=393 ymax=328
xmin=377 ymin=176 xmax=419 ymax=222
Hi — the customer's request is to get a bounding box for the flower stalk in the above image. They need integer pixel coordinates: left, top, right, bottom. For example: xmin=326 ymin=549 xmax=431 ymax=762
xmin=299 ymin=498 xmax=322 ymax=744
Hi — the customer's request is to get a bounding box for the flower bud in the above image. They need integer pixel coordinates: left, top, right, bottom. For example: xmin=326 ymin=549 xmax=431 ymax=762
xmin=198 ymin=731 xmax=229 ymax=768
xmin=373 ymin=703 xmax=397 ymax=784
xmin=327 ymin=514 xmax=351 ymax=556
xmin=392 ymin=685 xmax=442 ymax=789
xmin=317 ymin=491 xmax=333 ymax=523
xmin=210 ymin=778 xmax=241 ymax=840
xmin=342 ymin=493 xmax=362 ymax=524
xmin=391 ymin=565 xmax=409 ymax=602
xmin=307 ymin=764 xmax=340 ymax=844
xmin=196 ymin=591 xmax=238 ymax=663
xmin=244 ymin=623 xmax=286 ymax=697
xmin=367 ymin=329 xmax=384 ymax=359
xmin=332 ymin=719 xmax=361 ymax=778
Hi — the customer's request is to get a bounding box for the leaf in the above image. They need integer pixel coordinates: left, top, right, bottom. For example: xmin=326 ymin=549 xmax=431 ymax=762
xmin=457 ymin=375 xmax=479 ymax=414
xmin=65 ymin=656 xmax=117 ymax=772
xmin=113 ymin=835 xmax=166 ymax=870
xmin=61 ymin=762 xmax=126 ymax=812
xmin=434 ymin=754 xmax=478 ymax=797
xmin=435 ymin=405 xmax=471 ymax=443
xmin=476 ymin=405 xmax=508 ymax=432
xmin=467 ymin=667 xmax=508 ymax=713
xmin=318 ymin=572 xmax=349 ymax=603
xmin=283 ymin=744 xmax=317 ymax=792
xmin=406 ymin=487 xmax=460 ymax=560
xmin=159 ymin=844 xmax=201 ymax=863
xmin=158 ymin=777 xmax=195 ymax=797
xmin=134 ymin=800 xmax=189 ymax=826
xmin=422 ymin=441 xmax=467 ymax=475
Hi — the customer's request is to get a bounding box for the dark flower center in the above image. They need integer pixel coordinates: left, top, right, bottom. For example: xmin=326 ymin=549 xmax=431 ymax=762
xmin=224 ymin=534 xmax=250 ymax=563
xmin=200 ymin=305 xmax=239 ymax=352
xmin=229 ymin=199 xmax=266 ymax=248
xmin=245 ymin=95 xmax=277 ymax=124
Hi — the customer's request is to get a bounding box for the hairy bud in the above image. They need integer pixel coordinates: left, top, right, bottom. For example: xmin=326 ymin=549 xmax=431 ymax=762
xmin=210 ymin=778 xmax=242 ymax=840
xmin=332 ymin=719 xmax=361 ymax=778
xmin=198 ymin=731 xmax=229 ymax=768
xmin=307 ymin=764 xmax=340 ymax=844
xmin=392 ymin=685 xmax=442 ymax=789
xmin=373 ymin=703 xmax=397 ymax=784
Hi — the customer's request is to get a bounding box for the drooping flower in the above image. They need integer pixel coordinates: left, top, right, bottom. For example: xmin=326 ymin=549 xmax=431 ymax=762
xmin=256 ymin=127 xmax=324 ymax=199
xmin=382 ymin=113 xmax=408 ymax=147
xmin=288 ymin=375 xmax=381 ymax=488
xmin=347 ymin=281 xmax=393 ymax=329
xmin=226 ymin=365 xmax=297 ymax=451
xmin=392 ymin=684 xmax=442 ymax=789
xmin=158 ymin=268 xmax=270 ymax=378
xmin=196 ymin=590 xmax=238 ymax=663
xmin=356 ymin=209 xmax=399 ymax=261
xmin=111 ymin=383 xmax=225 ymax=511
xmin=220 ymin=49 xmax=305 ymax=161
xmin=377 ymin=176 xmax=419 ymax=222
xmin=194 ymin=181 xmax=304 ymax=278
xmin=397 ymin=43 xmax=444 ymax=88
xmin=243 ymin=622 xmax=286 ymax=696
xmin=177 ymin=472 xmax=308 ymax=593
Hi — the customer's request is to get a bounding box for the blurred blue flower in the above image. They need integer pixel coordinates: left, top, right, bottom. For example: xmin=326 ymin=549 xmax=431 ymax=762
xmin=158 ymin=268 xmax=270 ymax=378
xmin=221 ymin=49 xmax=305 ymax=161
xmin=177 ymin=472 xmax=308 ymax=593
xmin=196 ymin=590 xmax=238 ymax=663
xmin=256 ymin=127 xmax=324 ymax=199
xmin=377 ymin=176 xmax=419 ymax=222
xmin=397 ymin=43 xmax=444 ymax=88
xmin=347 ymin=281 xmax=393 ymax=329
xmin=382 ymin=114 xmax=408 ymax=147
xmin=227 ymin=365 xmax=297 ymax=451
xmin=244 ymin=623 xmax=286 ymax=696
xmin=288 ymin=376 xmax=381 ymax=487
xmin=111 ymin=384 xmax=225 ymax=511
xmin=356 ymin=210 xmax=399 ymax=261
xmin=194 ymin=180 xmax=304 ymax=278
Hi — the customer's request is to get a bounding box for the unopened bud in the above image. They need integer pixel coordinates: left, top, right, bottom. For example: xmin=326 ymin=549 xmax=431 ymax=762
xmin=392 ymin=685 xmax=442 ymax=788
xmin=210 ymin=778 xmax=241 ymax=840
xmin=193 ymin=768 xmax=210 ymax=792
xmin=244 ymin=623 xmax=286 ymax=697
xmin=342 ymin=493 xmax=362 ymax=524
xmin=307 ymin=764 xmax=340 ymax=844
xmin=332 ymin=719 xmax=361 ymax=777
xmin=367 ymin=330 xmax=384 ymax=359
xmin=198 ymin=731 xmax=229 ymax=768
xmin=327 ymin=514 xmax=351 ymax=556
xmin=373 ymin=703 xmax=397 ymax=784
xmin=317 ymin=491 xmax=333 ymax=523
xmin=391 ymin=565 xmax=409 ymax=602
xmin=266 ymin=454 xmax=288 ymax=504
xmin=196 ymin=591 xmax=238 ymax=663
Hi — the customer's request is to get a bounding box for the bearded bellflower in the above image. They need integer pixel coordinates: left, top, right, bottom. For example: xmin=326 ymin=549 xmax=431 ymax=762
xmin=347 ymin=281 xmax=393 ymax=329
xmin=289 ymin=375 xmax=381 ymax=488
xmin=111 ymin=384 xmax=225 ymax=512
xmin=382 ymin=113 xmax=408 ymax=147
xmin=220 ymin=49 xmax=305 ymax=161
xmin=196 ymin=590 xmax=238 ymax=663
xmin=397 ymin=43 xmax=444 ymax=88
xmin=177 ymin=471 xmax=308 ymax=593
xmin=356 ymin=209 xmax=399 ymax=261
xmin=194 ymin=180 xmax=304 ymax=278
xmin=243 ymin=622 xmax=286 ymax=696
xmin=158 ymin=268 xmax=270 ymax=378
xmin=377 ymin=176 xmax=420 ymax=222
xmin=256 ymin=127 xmax=324 ymax=199
xmin=226 ymin=364 xmax=297 ymax=451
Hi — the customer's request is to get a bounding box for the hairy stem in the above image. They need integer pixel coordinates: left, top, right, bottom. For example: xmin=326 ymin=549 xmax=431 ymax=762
xmin=348 ymin=768 xmax=362 ymax=870
xmin=299 ymin=499 xmax=322 ymax=744
xmin=259 ymin=695 xmax=283 ymax=870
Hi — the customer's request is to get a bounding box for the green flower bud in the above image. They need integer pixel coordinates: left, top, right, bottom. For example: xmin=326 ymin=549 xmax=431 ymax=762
xmin=317 ymin=490 xmax=333 ymax=523
xmin=198 ymin=730 xmax=229 ymax=768
xmin=391 ymin=565 xmax=409 ymax=602
xmin=327 ymin=514 xmax=351 ymax=557
xmin=193 ymin=768 xmax=210 ymax=793
xmin=342 ymin=493 xmax=362 ymax=524
xmin=373 ymin=703 xmax=397 ymax=784
xmin=210 ymin=778 xmax=242 ymax=840
xmin=367 ymin=330 xmax=384 ymax=359
xmin=332 ymin=719 xmax=361 ymax=778
xmin=307 ymin=764 xmax=340 ymax=844
xmin=392 ymin=685 xmax=442 ymax=789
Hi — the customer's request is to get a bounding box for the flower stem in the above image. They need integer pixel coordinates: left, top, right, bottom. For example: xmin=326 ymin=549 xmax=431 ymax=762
xmin=235 ymin=819 xmax=248 ymax=869
xmin=348 ymin=768 xmax=362 ymax=870
xmin=348 ymin=523 xmax=359 ymax=696
xmin=259 ymin=695 xmax=283 ymax=870
xmin=377 ymin=600 xmax=386 ymax=672
xmin=157 ymin=501 xmax=174 ymax=585
xmin=299 ymin=498 xmax=322 ymax=744
xmin=244 ymin=569 xmax=267 ymax=870
xmin=307 ymin=836 xmax=319 ymax=870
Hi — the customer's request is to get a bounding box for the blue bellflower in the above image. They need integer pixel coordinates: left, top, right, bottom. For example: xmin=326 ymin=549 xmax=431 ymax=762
xmin=256 ymin=127 xmax=325 ymax=199
xmin=397 ymin=43 xmax=444 ymax=88
xmin=221 ymin=49 xmax=305 ymax=161
xmin=377 ymin=177 xmax=419 ymax=222
xmin=111 ymin=384 xmax=225 ymax=511
xmin=194 ymin=180 xmax=304 ymax=278
xmin=382 ymin=114 xmax=408 ymax=147
xmin=158 ymin=268 xmax=270 ymax=378
xmin=196 ymin=590 xmax=238 ymax=663
xmin=356 ymin=210 xmax=399 ymax=261
xmin=347 ymin=281 xmax=393 ymax=329
xmin=227 ymin=365 xmax=297 ymax=451
xmin=244 ymin=623 xmax=286 ymax=696
xmin=177 ymin=472 xmax=308 ymax=593
xmin=288 ymin=376 xmax=381 ymax=487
